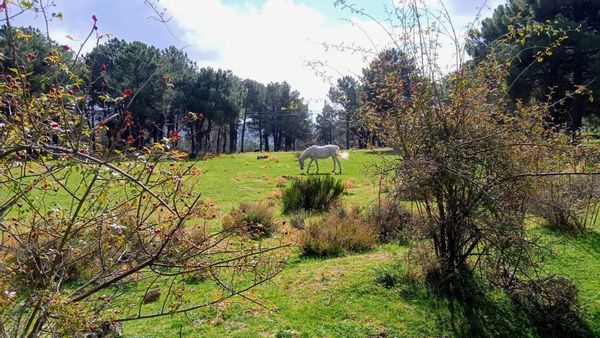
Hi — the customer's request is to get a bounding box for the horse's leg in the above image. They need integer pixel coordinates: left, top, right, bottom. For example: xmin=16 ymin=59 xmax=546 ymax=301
xmin=331 ymin=156 xmax=336 ymax=173
xmin=315 ymin=159 xmax=319 ymax=173
xmin=337 ymin=157 xmax=342 ymax=174
xmin=307 ymin=158 xmax=313 ymax=173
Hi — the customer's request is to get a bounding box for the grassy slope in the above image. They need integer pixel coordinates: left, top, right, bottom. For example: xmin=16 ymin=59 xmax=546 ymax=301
xmin=117 ymin=150 xmax=600 ymax=337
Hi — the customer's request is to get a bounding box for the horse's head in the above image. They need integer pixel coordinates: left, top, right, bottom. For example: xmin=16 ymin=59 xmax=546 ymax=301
xmin=298 ymin=158 xmax=305 ymax=170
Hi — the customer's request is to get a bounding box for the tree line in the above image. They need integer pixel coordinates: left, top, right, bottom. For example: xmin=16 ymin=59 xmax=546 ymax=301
xmin=320 ymin=0 xmax=600 ymax=147
xmin=0 ymin=26 xmax=314 ymax=155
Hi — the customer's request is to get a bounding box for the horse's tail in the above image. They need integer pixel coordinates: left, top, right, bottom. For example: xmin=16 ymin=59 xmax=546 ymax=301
xmin=338 ymin=148 xmax=349 ymax=160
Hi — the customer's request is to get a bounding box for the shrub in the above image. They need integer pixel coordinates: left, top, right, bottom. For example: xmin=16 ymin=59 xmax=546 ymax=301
xmin=529 ymin=176 xmax=600 ymax=233
xmin=300 ymin=207 xmax=377 ymax=256
xmin=282 ymin=176 xmax=344 ymax=213
xmin=365 ymin=198 xmax=412 ymax=243
xmin=509 ymin=276 xmax=590 ymax=337
xmin=289 ymin=213 xmax=306 ymax=229
xmin=223 ymin=203 xmax=276 ymax=239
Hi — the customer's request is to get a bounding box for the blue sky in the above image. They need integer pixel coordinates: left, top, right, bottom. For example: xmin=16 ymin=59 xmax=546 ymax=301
xmin=9 ymin=0 xmax=504 ymax=113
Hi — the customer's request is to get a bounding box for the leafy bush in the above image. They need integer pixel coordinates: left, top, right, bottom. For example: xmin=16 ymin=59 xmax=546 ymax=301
xmin=300 ymin=207 xmax=377 ymax=256
xmin=509 ymin=276 xmax=591 ymax=337
xmin=223 ymin=203 xmax=276 ymax=239
xmin=529 ymin=176 xmax=600 ymax=233
xmin=282 ymin=176 xmax=344 ymax=213
xmin=365 ymin=198 xmax=413 ymax=243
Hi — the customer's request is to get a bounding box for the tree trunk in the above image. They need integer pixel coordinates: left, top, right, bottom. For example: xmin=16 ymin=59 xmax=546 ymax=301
xmin=570 ymin=53 xmax=584 ymax=134
xmin=190 ymin=123 xmax=196 ymax=154
xmin=222 ymin=126 xmax=227 ymax=153
xmin=345 ymin=116 xmax=350 ymax=150
xmin=258 ymin=119 xmax=263 ymax=151
xmin=263 ymin=132 xmax=269 ymax=152
xmin=240 ymin=110 xmax=247 ymax=152
xmin=229 ymin=121 xmax=237 ymax=153
xmin=205 ymin=119 xmax=212 ymax=152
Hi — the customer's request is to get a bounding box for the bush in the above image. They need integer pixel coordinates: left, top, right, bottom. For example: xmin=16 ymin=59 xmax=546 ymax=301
xmin=529 ymin=176 xmax=600 ymax=233
xmin=289 ymin=213 xmax=306 ymax=229
xmin=365 ymin=198 xmax=413 ymax=242
xmin=282 ymin=176 xmax=344 ymax=213
xmin=300 ymin=207 xmax=377 ymax=256
xmin=223 ymin=203 xmax=276 ymax=239
xmin=509 ymin=276 xmax=590 ymax=337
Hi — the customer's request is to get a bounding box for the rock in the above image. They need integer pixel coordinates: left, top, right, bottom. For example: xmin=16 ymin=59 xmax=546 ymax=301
xmin=143 ymin=287 xmax=161 ymax=304
xmin=84 ymin=321 xmax=123 ymax=338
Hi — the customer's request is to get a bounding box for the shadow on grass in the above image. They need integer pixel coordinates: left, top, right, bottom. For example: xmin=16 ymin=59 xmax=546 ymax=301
xmin=537 ymin=225 xmax=600 ymax=257
xmin=299 ymin=172 xmax=340 ymax=176
xmin=376 ymin=266 xmax=594 ymax=338
xmin=365 ymin=148 xmax=399 ymax=155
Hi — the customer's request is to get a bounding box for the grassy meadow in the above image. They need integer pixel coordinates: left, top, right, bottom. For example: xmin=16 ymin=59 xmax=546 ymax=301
xmin=114 ymin=150 xmax=600 ymax=337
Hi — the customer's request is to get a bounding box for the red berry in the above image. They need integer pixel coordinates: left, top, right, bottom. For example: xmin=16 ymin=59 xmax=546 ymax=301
xmin=101 ymin=64 xmax=107 ymax=72
xmin=123 ymin=89 xmax=133 ymax=97
xmin=92 ymin=15 xmax=97 ymax=22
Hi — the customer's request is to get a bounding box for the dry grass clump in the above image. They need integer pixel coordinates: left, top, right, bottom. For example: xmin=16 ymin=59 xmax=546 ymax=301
xmin=223 ymin=203 xmax=276 ymax=239
xmin=300 ymin=207 xmax=377 ymax=256
xmin=276 ymin=176 xmax=287 ymax=187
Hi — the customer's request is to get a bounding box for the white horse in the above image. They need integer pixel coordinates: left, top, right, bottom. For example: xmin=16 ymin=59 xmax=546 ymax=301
xmin=298 ymin=145 xmax=349 ymax=174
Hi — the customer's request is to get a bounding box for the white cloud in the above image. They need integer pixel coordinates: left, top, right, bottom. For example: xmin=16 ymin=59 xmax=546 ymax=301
xmin=162 ymin=0 xmax=391 ymax=113
xmin=49 ymin=27 xmax=96 ymax=55
xmin=161 ymin=0 xmax=494 ymax=113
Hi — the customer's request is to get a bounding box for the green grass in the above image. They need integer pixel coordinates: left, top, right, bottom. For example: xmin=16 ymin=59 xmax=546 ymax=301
xmin=116 ymin=150 xmax=600 ymax=337
xmin=187 ymin=150 xmax=385 ymax=211
xmin=8 ymin=149 xmax=600 ymax=337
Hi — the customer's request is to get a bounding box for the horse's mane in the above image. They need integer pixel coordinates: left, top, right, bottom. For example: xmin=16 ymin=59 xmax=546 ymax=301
xmin=298 ymin=146 xmax=312 ymax=160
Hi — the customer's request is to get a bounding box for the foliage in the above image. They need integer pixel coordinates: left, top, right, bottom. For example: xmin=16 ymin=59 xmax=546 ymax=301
xmin=508 ymin=276 xmax=592 ymax=337
xmin=315 ymin=102 xmax=338 ymax=145
xmin=328 ymin=75 xmax=360 ymax=149
xmin=365 ymin=197 xmax=413 ymax=243
xmin=343 ymin=0 xmax=600 ymax=301
xmin=0 ymin=3 xmax=283 ymax=336
xmin=467 ymin=0 xmax=600 ymax=131
xmin=529 ymin=176 xmax=600 ymax=233
xmin=223 ymin=202 xmax=276 ymax=239
xmin=300 ymin=207 xmax=377 ymax=256
xmin=282 ymin=175 xmax=344 ymax=213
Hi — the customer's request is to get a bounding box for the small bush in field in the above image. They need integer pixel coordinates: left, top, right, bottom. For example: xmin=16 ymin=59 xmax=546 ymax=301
xmin=365 ymin=198 xmax=412 ymax=243
xmin=300 ymin=207 xmax=376 ymax=256
xmin=223 ymin=203 xmax=276 ymax=239
xmin=529 ymin=176 xmax=600 ymax=233
xmin=289 ymin=213 xmax=306 ymax=229
xmin=509 ymin=276 xmax=589 ymax=337
xmin=282 ymin=176 xmax=344 ymax=213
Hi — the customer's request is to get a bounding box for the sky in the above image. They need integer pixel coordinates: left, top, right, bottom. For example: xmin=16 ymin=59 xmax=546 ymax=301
xmin=9 ymin=0 xmax=505 ymax=114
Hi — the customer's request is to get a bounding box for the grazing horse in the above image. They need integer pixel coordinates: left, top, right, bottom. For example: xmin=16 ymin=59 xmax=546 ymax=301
xmin=298 ymin=144 xmax=349 ymax=174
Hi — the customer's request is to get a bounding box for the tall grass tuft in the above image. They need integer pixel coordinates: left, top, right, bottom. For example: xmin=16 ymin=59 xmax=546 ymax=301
xmin=282 ymin=175 xmax=344 ymax=213
xmin=223 ymin=202 xmax=276 ymax=239
xmin=300 ymin=207 xmax=377 ymax=256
